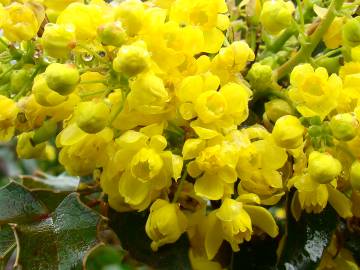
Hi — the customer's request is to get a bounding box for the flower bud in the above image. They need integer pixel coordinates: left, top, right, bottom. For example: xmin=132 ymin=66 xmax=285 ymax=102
xmin=308 ymin=151 xmax=342 ymax=184
xmin=343 ymin=17 xmax=360 ymax=48
xmin=32 ymin=74 xmax=67 ymax=107
xmin=98 ymin=21 xmax=128 ymax=47
xmin=16 ymin=131 xmax=46 ymax=159
xmin=260 ymin=0 xmax=294 ymax=35
xmin=145 ymin=199 xmax=187 ymax=251
xmin=113 ymin=41 xmax=150 ymax=77
xmin=265 ymin=99 xmax=293 ymax=122
xmin=350 ymin=160 xmax=360 ymax=191
xmin=114 ymin=0 xmax=145 ymax=36
xmin=246 ymin=63 xmax=273 ymax=91
xmin=41 ymin=23 xmax=76 ymax=59
xmin=329 ymin=113 xmax=358 ymax=141
xmin=45 ymin=63 xmax=80 ymax=95
xmin=272 ymin=115 xmax=304 ymax=149
xmin=10 ymin=69 xmax=29 ymax=94
xmin=2 ymin=3 xmax=39 ymax=42
xmin=75 ymin=101 xmax=110 ymax=134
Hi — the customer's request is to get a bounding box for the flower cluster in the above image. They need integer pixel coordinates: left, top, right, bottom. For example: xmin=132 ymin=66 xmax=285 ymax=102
xmin=1 ymin=0 xmax=360 ymax=268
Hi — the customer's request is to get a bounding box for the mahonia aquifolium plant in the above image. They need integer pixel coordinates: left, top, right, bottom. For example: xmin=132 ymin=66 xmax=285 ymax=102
xmin=1 ymin=0 xmax=360 ymax=268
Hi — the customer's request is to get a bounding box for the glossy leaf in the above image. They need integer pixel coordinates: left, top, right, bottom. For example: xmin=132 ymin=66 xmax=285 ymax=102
xmin=0 ymin=181 xmax=48 ymax=224
xmin=0 ymin=224 xmax=16 ymax=259
xmin=20 ymin=172 xmax=80 ymax=192
xmin=277 ymin=192 xmax=338 ymax=270
xmin=13 ymin=193 xmax=104 ymax=270
xmin=108 ymin=208 xmax=191 ymax=270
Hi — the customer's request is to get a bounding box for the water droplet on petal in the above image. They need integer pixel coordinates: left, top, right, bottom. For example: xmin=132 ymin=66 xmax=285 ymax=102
xmin=81 ymin=53 xmax=94 ymax=62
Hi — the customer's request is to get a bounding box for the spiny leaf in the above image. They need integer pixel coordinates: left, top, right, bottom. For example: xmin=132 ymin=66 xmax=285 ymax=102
xmin=277 ymin=191 xmax=339 ymax=270
xmin=20 ymin=172 xmax=80 ymax=192
xmin=0 ymin=224 xmax=16 ymax=259
xmin=0 ymin=181 xmax=48 ymax=225
xmin=12 ymin=193 xmax=105 ymax=270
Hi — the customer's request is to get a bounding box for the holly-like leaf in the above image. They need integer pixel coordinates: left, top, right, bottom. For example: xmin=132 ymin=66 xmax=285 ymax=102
xmin=0 ymin=181 xmax=48 ymax=224
xmin=32 ymin=190 xmax=70 ymax=212
xmin=0 ymin=224 xmax=16 ymax=259
xmin=20 ymin=172 xmax=80 ymax=192
xmin=277 ymin=192 xmax=339 ymax=270
xmin=108 ymin=208 xmax=191 ymax=270
xmin=12 ymin=193 xmax=105 ymax=270
xmin=231 ymin=236 xmax=278 ymax=270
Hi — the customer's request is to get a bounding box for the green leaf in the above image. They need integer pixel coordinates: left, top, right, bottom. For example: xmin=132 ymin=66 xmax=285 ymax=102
xmin=231 ymin=236 xmax=278 ymax=270
xmin=32 ymin=190 xmax=70 ymax=212
xmin=13 ymin=193 xmax=105 ymax=270
xmin=0 ymin=224 xmax=16 ymax=259
xmin=108 ymin=208 xmax=191 ymax=270
xmin=85 ymin=246 xmax=132 ymax=270
xmin=277 ymin=192 xmax=338 ymax=270
xmin=0 ymin=181 xmax=48 ymax=224
xmin=20 ymin=172 xmax=80 ymax=192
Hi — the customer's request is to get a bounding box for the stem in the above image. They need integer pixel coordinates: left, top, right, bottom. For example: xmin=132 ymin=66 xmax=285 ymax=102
xmin=275 ymin=0 xmax=344 ymax=80
xmin=172 ymin=167 xmax=188 ymax=203
xmin=296 ymin=0 xmax=305 ymax=35
xmin=0 ymin=37 xmax=9 ymax=50
xmin=268 ymin=28 xmax=297 ymax=53
xmin=14 ymin=65 xmax=42 ymax=101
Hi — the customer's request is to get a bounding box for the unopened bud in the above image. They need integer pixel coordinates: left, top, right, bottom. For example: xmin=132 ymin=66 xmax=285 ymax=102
xmin=45 ymin=63 xmax=79 ymax=95
xmin=330 ymin=113 xmax=358 ymax=141
xmin=308 ymin=151 xmax=342 ymax=184
xmin=75 ymin=101 xmax=110 ymax=134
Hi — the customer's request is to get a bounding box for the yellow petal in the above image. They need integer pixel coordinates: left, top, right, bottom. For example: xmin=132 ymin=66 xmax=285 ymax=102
xmin=194 ymin=173 xmax=224 ymax=200
xmin=237 ymin=193 xmax=261 ymax=204
xmin=327 ymin=185 xmax=353 ymax=218
xmin=58 ymin=123 xmax=87 ymax=146
xmin=203 ymin=28 xmax=225 ymax=54
xmin=205 ymin=213 xmax=224 ymax=260
xmin=243 ymin=205 xmax=279 ymax=237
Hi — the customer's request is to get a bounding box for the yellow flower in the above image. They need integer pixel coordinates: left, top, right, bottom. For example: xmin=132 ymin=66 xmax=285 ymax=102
xmin=0 ymin=95 xmax=18 ymax=142
xmin=145 ymin=199 xmax=187 ymax=251
xmin=101 ymin=129 xmax=183 ymax=210
xmin=43 ymin=0 xmax=82 ymax=13
xmin=337 ymin=62 xmax=360 ymax=112
xmin=127 ymin=72 xmax=169 ymax=114
xmin=74 ymin=101 xmax=110 ymax=134
xmin=16 ymin=131 xmax=46 ymax=159
xmin=289 ymin=64 xmax=342 ymax=120
xmin=75 ymin=71 xmax=107 ymax=99
xmin=57 ymin=2 xmax=111 ymax=40
xmin=260 ymin=0 xmax=294 ymax=35
xmin=211 ymin=41 xmax=255 ymax=84
xmin=323 ymin=17 xmax=344 ymax=49
xmin=56 ymin=124 xmax=113 ymax=176
xmin=205 ymin=197 xmax=278 ymax=259
xmin=114 ymin=0 xmax=146 ymax=37
xmin=272 ymin=115 xmax=304 ymax=149
xmin=2 ymin=2 xmax=40 ymax=42
xmin=237 ymin=128 xmax=287 ymax=204
xmin=289 ymin=173 xmax=352 ymax=218
xmin=97 ymin=21 xmax=128 ymax=47
xmin=41 ymin=23 xmax=76 ymax=59
xmin=308 ymin=151 xmax=342 ymax=184
xmin=169 ymin=0 xmax=229 ymax=53
xmin=329 ymin=113 xmax=358 ymax=141
xmin=185 ymin=134 xmax=239 ymax=200
xmin=350 ymin=160 xmax=360 ymax=191
xmin=112 ymin=41 xmax=150 ymax=77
